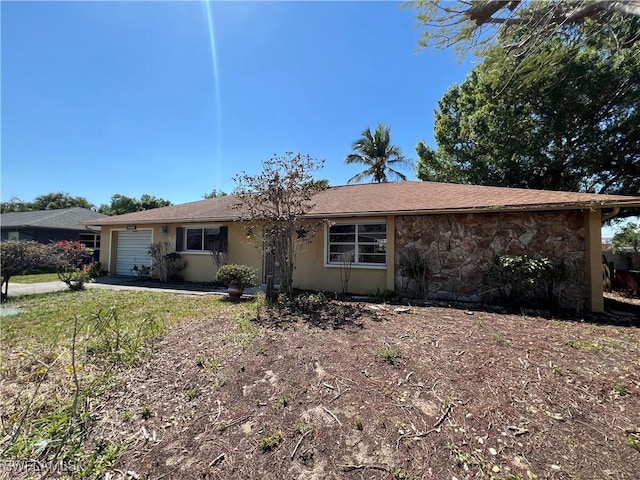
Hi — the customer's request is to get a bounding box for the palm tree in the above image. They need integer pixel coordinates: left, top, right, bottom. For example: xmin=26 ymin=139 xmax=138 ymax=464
xmin=344 ymin=123 xmax=411 ymax=184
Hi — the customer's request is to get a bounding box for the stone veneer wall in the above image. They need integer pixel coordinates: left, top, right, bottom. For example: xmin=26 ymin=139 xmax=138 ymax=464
xmin=394 ymin=211 xmax=587 ymax=310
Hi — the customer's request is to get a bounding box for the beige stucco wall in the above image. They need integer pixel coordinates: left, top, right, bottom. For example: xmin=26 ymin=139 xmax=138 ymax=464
xmin=100 ymin=218 xmax=391 ymax=294
xmin=99 ymin=223 xmax=264 ymax=282
xmin=394 ymin=210 xmax=590 ymax=311
xmin=292 ymin=220 xmax=389 ymax=295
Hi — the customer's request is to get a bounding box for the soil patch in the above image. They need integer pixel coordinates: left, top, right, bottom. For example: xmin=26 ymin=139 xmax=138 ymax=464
xmin=92 ymin=302 xmax=640 ymax=479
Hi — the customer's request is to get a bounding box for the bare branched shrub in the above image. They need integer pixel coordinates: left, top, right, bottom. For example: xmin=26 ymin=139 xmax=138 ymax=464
xmin=0 ymin=240 xmax=49 ymax=301
xmin=339 ymin=253 xmax=354 ymax=295
xmin=148 ymin=241 xmax=187 ymax=283
xmin=208 ymin=238 xmax=229 ymax=270
xmin=399 ymin=247 xmax=430 ymax=299
xmin=232 ymin=153 xmax=329 ymax=297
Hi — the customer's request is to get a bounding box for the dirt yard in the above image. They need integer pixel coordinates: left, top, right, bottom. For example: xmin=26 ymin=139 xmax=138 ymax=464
xmin=93 ymin=300 xmax=640 ymax=480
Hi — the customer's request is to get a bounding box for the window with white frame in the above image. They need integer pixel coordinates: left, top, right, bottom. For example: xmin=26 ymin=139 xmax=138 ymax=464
xmin=327 ymin=222 xmax=387 ymax=266
xmin=183 ymin=226 xmax=227 ymax=252
xmin=79 ymin=233 xmax=101 ymax=250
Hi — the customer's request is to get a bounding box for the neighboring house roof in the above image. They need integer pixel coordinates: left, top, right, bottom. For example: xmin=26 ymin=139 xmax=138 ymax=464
xmin=1 ymin=208 xmax=107 ymax=231
xmin=86 ymin=182 xmax=640 ymax=226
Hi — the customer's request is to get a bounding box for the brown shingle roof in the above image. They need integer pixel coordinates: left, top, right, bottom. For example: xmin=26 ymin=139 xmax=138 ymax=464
xmin=87 ymin=182 xmax=640 ymax=225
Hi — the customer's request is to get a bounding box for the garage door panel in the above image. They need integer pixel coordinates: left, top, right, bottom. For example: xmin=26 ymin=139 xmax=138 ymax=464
xmin=116 ymin=231 xmax=152 ymax=276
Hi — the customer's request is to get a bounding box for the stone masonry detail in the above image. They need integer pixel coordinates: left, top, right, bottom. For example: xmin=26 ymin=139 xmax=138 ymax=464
xmin=395 ymin=211 xmax=587 ymax=310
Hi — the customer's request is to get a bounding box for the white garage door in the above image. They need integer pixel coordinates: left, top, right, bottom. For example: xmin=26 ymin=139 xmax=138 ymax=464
xmin=116 ymin=230 xmax=152 ymax=276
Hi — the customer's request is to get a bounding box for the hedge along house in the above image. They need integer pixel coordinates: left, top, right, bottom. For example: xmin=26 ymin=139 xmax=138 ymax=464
xmin=86 ymin=182 xmax=640 ymax=312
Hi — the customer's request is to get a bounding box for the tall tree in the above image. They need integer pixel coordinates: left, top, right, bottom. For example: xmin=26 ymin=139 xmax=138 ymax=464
xmin=416 ymin=15 xmax=640 ymax=197
xmin=98 ymin=195 xmax=140 ymax=215
xmin=410 ymin=1 xmax=640 ymax=58
xmin=33 ymin=192 xmax=94 ymax=210
xmin=232 ymin=153 xmax=328 ymax=297
xmin=203 ymin=189 xmax=228 ymax=199
xmin=0 ymin=198 xmax=30 ymax=213
xmin=98 ymin=194 xmax=172 ymax=215
xmin=344 ymin=123 xmax=411 ymax=184
xmin=139 ymin=194 xmax=171 ymax=211
xmin=611 ymin=223 xmax=640 ymax=254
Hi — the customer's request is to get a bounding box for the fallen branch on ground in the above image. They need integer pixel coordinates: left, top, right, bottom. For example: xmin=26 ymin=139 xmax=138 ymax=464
xmin=290 ymin=429 xmax=313 ymax=460
xmin=434 ymin=403 xmax=453 ymax=428
xmin=339 ymin=464 xmax=390 ymax=473
xmin=321 ymin=406 xmax=342 ymax=426
xmin=209 ymin=452 xmax=225 ymax=467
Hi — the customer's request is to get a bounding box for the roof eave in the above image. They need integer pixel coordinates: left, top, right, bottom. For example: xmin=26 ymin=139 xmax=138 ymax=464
xmin=85 ymin=199 xmax=640 ymax=226
xmin=87 ymin=215 xmax=241 ymax=226
xmin=306 ymin=200 xmax=640 ymax=218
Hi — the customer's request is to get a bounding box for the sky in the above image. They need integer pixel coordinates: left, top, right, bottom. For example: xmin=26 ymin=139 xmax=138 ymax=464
xmin=1 ymin=0 xmax=474 ymax=206
xmin=0 ymin=1 xmax=631 ymax=238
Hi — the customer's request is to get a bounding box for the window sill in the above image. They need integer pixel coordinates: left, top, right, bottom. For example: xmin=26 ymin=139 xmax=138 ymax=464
xmin=324 ymin=263 xmax=387 ymax=270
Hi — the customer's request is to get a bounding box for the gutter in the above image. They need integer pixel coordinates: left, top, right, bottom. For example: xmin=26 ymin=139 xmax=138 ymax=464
xmin=601 ymin=207 xmax=620 ymax=222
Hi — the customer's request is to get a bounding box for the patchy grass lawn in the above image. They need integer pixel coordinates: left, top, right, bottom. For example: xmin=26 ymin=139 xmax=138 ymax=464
xmin=9 ymin=272 xmax=60 ymax=284
xmin=0 ymin=289 xmax=256 ymax=478
xmin=1 ymin=292 xmax=639 ymax=480
xmin=1 ymin=289 xmax=249 ymax=344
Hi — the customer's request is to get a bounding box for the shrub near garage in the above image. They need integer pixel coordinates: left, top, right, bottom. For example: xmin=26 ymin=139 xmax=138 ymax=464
xmin=49 ymin=240 xmax=95 ymax=291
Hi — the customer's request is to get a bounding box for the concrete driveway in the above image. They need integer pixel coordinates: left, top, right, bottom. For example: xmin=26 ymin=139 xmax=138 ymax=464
xmin=5 ymin=277 xmax=261 ymax=299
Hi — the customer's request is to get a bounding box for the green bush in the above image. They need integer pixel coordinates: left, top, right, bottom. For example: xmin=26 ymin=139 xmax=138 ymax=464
xmin=486 ymin=255 xmax=554 ymax=308
xmin=84 ymin=261 xmax=103 ymax=279
xmin=1 ymin=240 xmax=50 ymax=301
xmin=49 ymin=241 xmax=95 ymax=291
xmin=216 ymin=264 xmax=258 ymax=288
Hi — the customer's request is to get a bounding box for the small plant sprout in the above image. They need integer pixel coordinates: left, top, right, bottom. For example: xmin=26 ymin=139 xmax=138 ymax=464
xmin=613 ymin=384 xmax=628 ymax=397
xmin=353 ymin=417 xmax=364 ymax=430
xmin=274 ymin=396 xmax=290 ymax=409
xmin=626 ymin=433 xmax=640 ymax=451
xmin=185 ymin=386 xmax=201 ymax=401
xmin=376 ymin=345 xmax=401 ymax=365
xmin=294 ymin=423 xmax=313 ymax=435
xmin=493 ymin=333 xmax=511 ymax=346
xmin=259 ymin=431 xmax=283 ymax=452
xmin=141 ymin=402 xmax=154 ymax=420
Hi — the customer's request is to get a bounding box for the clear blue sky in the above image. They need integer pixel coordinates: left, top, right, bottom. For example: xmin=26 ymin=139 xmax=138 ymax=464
xmin=1 ymin=0 xmax=474 ymax=208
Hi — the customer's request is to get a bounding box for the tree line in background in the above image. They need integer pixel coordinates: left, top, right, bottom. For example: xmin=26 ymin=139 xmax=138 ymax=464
xmin=0 ymin=192 xmax=172 ymax=215
xmin=0 ymin=190 xmax=232 ymax=215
